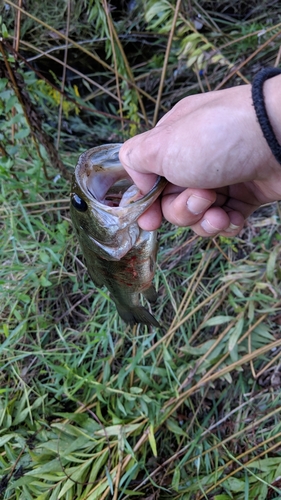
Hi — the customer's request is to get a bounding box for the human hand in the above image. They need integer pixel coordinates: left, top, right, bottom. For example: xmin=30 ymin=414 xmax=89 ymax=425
xmin=119 ymin=76 xmax=281 ymax=237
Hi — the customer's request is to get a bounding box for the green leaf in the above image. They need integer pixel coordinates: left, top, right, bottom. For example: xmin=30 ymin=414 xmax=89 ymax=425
xmin=5 ymin=95 xmax=17 ymax=113
xmin=39 ymin=251 xmax=50 ymax=263
xmin=166 ymin=418 xmax=187 ymax=436
xmin=0 ymin=433 xmax=17 ymax=446
xmin=2 ymin=323 xmax=9 ymax=337
xmin=252 ymin=323 xmax=274 ymax=342
xmin=148 ymin=424 xmax=157 ymax=457
xmin=58 ymin=459 xmax=93 ymax=498
xmin=0 ymin=78 xmax=8 ymax=91
xmin=202 ymin=316 xmax=234 ymax=328
xmin=40 ymin=276 xmax=52 ymax=287
xmin=228 ymin=318 xmax=244 ymax=352
xmin=172 ymin=467 xmax=180 ymax=490
xmin=94 ymin=423 xmax=142 ymax=437
xmin=214 ymin=496 xmax=233 ymax=500
xmin=181 ymin=339 xmax=216 ymax=356
xmin=105 ymin=466 xmax=114 ymax=495
xmin=224 ymin=477 xmax=245 ymax=492
xmin=1 ymin=23 xmax=8 ymax=38
xmin=14 ymin=128 xmax=31 ymax=140
xmin=130 ymin=386 xmax=143 ymax=394
xmin=186 ymin=55 xmax=199 ymax=68
xmin=266 ymin=247 xmax=278 ymax=281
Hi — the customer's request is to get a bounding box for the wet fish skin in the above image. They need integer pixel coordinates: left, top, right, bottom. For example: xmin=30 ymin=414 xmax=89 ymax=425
xmin=70 ymin=143 xmax=167 ymax=327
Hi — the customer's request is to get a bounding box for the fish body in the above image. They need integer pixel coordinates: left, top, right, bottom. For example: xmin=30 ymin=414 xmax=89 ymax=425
xmin=70 ymin=143 xmax=167 ymax=327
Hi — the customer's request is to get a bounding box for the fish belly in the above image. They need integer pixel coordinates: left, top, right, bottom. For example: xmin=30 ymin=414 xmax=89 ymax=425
xmin=85 ymin=233 xmax=160 ymax=327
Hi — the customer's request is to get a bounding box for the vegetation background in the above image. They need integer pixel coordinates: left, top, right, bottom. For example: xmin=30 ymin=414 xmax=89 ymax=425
xmin=1 ymin=0 xmax=281 ymax=498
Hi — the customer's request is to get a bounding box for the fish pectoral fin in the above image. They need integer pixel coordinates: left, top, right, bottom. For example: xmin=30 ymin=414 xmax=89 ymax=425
xmin=143 ymin=285 xmax=158 ymax=304
xmin=116 ymin=303 xmax=160 ymax=328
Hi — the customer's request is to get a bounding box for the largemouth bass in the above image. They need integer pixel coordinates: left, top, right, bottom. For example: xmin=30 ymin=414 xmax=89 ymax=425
xmin=70 ymin=143 xmax=167 ymax=327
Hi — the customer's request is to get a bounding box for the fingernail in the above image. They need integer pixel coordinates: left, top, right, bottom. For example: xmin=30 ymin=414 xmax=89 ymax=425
xmin=201 ymin=219 xmax=220 ymax=234
xmin=224 ymin=223 xmax=240 ymax=233
xmin=187 ymin=195 xmax=211 ymax=215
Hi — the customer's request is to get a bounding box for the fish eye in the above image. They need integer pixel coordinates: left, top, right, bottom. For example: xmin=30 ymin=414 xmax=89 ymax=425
xmin=71 ymin=194 xmax=88 ymax=212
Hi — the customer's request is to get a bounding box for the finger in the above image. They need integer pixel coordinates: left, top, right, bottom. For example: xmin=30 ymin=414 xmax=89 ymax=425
xmin=161 ymin=188 xmax=217 ymax=227
xmin=220 ymin=210 xmax=245 ymax=236
xmin=137 ymin=199 xmax=162 ymax=231
xmin=223 ymin=194 xmax=260 ymax=219
xmin=190 ymin=208 xmax=244 ymax=237
xmin=137 ymin=186 xmax=223 ymax=231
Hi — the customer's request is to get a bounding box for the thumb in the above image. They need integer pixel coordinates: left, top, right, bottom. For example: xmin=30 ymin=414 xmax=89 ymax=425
xmin=119 ymin=135 xmax=159 ymax=193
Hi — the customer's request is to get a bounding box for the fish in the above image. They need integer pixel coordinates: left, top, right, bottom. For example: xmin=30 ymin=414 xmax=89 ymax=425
xmin=70 ymin=143 xmax=167 ymax=327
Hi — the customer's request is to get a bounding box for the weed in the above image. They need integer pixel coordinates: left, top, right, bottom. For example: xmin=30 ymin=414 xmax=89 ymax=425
xmin=1 ymin=1 xmax=281 ymax=499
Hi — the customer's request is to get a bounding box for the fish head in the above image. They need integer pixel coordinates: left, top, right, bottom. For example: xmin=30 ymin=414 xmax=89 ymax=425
xmin=70 ymin=144 xmax=167 ymax=260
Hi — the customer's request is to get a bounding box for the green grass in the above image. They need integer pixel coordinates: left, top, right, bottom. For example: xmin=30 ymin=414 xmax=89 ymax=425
xmin=2 ymin=143 xmax=281 ymax=499
xmin=1 ymin=1 xmax=281 ymax=499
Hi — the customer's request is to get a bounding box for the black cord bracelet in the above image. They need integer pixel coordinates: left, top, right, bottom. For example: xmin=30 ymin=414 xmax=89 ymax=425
xmin=251 ymin=67 xmax=281 ymax=165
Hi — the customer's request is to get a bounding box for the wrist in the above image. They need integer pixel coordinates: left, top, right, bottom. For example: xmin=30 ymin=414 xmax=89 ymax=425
xmin=252 ymin=69 xmax=281 ymax=166
xmin=264 ymin=73 xmax=281 ymax=144
xmin=252 ymin=72 xmax=281 ymax=202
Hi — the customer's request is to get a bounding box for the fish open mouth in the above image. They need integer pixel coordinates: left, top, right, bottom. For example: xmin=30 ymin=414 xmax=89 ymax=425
xmin=75 ymin=143 xmax=166 ymax=211
xmin=103 ymin=194 xmax=123 ymax=207
xmin=79 ymin=144 xmax=143 ymax=208
xmin=87 ymin=173 xmax=140 ymax=207
xmin=103 ymin=190 xmax=129 ymax=207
